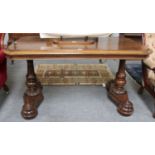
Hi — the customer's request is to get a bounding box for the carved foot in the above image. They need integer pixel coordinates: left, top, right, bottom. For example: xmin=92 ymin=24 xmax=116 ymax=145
xmin=117 ymin=100 xmax=133 ymax=116
xmin=107 ymin=80 xmax=134 ymax=116
xmin=22 ymin=92 xmax=43 ymax=119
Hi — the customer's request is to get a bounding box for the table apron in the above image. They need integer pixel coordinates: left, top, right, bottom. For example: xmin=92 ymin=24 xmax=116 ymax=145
xmin=5 ymin=54 xmax=147 ymax=60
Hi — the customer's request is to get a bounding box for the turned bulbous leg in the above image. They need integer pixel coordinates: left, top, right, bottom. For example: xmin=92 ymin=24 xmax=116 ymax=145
xmin=21 ymin=60 xmax=44 ymax=119
xmin=107 ymin=60 xmax=134 ymax=116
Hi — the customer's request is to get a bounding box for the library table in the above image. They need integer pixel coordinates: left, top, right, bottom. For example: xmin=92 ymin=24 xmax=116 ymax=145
xmin=4 ymin=36 xmax=148 ymax=119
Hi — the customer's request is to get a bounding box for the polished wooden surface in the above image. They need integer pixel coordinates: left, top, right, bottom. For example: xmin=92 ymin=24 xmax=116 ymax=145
xmin=4 ymin=36 xmax=147 ymax=60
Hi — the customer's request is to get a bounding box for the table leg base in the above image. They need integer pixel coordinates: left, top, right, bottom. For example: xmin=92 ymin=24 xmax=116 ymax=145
xmin=107 ymin=80 xmax=134 ymax=116
xmin=22 ymin=93 xmax=44 ymax=119
xmin=117 ymin=100 xmax=133 ymax=116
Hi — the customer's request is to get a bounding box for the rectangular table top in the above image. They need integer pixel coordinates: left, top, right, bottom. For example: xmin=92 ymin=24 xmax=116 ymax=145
xmin=4 ymin=36 xmax=148 ymax=60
